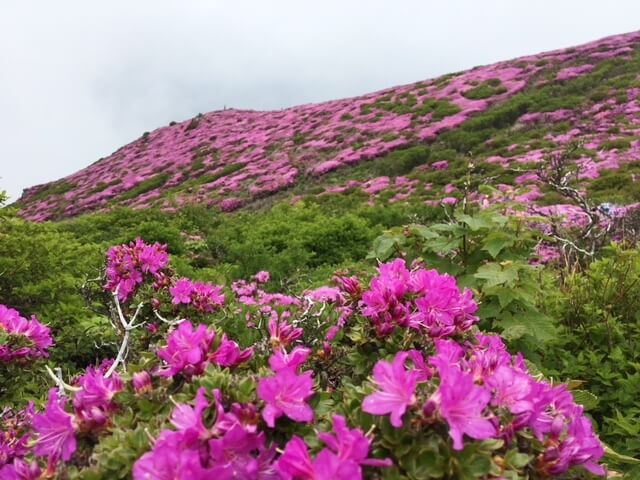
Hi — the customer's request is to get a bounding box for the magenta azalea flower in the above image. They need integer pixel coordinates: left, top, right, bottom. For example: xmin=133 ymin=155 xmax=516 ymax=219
xmin=133 ymin=430 xmax=209 ymax=480
xmin=434 ymin=364 xmax=495 ymax=450
xmin=254 ymin=271 xmax=270 ymax=284
xmin=361 ymin=260 xmax=412 ymax=336
xmin=0 ymin=459 xmax=42 ymax=480
xmin=132 ymin=371 xmax=153 ymax=394
xmin=362 ymin=352 xmax=419 ymax=428
xmin=268 ymin=317 xmax=304 ymax=349
xmin=157 ymin=321 xmax=214 ymax=378
xmin=0 ymin=305 xmax=53 ymax=362
xmin=485 ymin=365 xmax=533 ymax=415
xmin=540 ymin=414 xmax=605 ymax=476
xmin=105 ymin=238 xmax=169 ymax=302
xmin=73 ymin=366 xmax=123 ymax=426
xmin=170 ymin=278 xmax=194 ymax=305
xmin=209 ymin=334 xmax=253 ymax=367
xmin=318 ymin=415 xmax=392 ymax=468
xmin=409 ymin=269 xmax=478 ymax=337
xmin=191 ymin=281 xmax=225 ymax=313
xmin=277 ymin=436 xmax=360 ymax=480
xmin=170 ymin=387 xmax=210 ymax=439
xmin=258 ymin=369 xmax=314 ymax=428
xmin=32 ymin=389 xmax=77 ymax=463
xmin=268 ymin=347 xmax=311 ymax=373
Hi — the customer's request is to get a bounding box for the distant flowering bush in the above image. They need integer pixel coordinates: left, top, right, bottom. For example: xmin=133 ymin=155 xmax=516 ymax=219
xmin=1 ymin=240 xmax=609 ymax=478
xmin=0 ymin=305 xmax=53 ymax=363
xmin=105 ymin=237 xmax=170 ymax=301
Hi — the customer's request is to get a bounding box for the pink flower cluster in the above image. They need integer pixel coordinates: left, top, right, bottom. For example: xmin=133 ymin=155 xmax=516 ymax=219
xmin=133 ymin=389 xmax=390 ymax=480
xmin=28 ymin=361 xmax=124 ymax=472
xmin=277 ymin=415 xmax=392 ymax=479
xmin=0 ymin=402 xmax=39 ymax=478
xmin=361 ymin=259 xmax=478 ymax=337
xmin=0 ymin=305 xmax=53 ymax=363
xmin=170 ymin=278 xmax=225 ymax=313
xmin=156 ymin=320 xmax=252 ymax=379
xmin=362 ymin=334 xmax=605 ymax=475
xmin=133 ymin=387 xmax=276 ymax=479
xmin=105 ymin=238 xmax=170 ymax=301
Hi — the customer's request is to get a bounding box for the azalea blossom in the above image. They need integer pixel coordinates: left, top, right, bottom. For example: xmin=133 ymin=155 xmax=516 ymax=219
xmin=362 ymin=352 xmax=419 ymax=427
xmin=258 ymin=368 xmax=314 ymax=428
xmin=156 ymin=321 xmax=214 ymax=378
xmin=432 ymin=363 xmax=496 ymax=450
xmin=32 ymin=389 xmax=77 ymax=463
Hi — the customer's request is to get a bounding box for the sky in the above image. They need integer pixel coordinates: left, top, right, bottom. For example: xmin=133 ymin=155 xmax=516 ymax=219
xmin=1 ymin=1 xmax=639 ymax=201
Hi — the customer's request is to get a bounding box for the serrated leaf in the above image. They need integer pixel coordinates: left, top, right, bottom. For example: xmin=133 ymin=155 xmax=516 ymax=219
xmin=482 ymin=232 xmax=515 ymax=258
xmin=455 ymin=213 xmax=491 ymax=231
xmin=571 ymin=390 xmax=599 ymax=410
xmin=474 ymin=263 xmax=518 ymax=288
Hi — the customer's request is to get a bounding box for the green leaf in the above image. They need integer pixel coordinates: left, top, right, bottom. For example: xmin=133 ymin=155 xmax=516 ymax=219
xmin=571 ymin=390 xmax=599 ymax=411
xmin=474 ymin=263 xmax=519 ymax=288
xmin=455 ymin=213 xmax=491 ymax=231
xmin=482 ymin=232 xmax=515 ymax=258
xmin=505 ymin=449 xmax=532 ymax=469
xmin=604 ymin=444 xmax=640 ymax=464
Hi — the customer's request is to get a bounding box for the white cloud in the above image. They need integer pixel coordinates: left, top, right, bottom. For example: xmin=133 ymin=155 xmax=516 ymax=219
xmin=1 ymin=0 xmax=638 ymax=200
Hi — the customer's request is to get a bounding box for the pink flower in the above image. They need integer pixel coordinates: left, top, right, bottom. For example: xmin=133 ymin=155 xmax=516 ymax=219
xmin=0 ymin=305 xmax=54 ymax=362
xmin=73 ymin=366 xmax=123 ymax=426
xmin=361 ymin=259 xmax=412 ymax=336
xmin=105 ymin=239 xmax=169 ymax=302
xmin=191 ymin=281 xmax=225 ymax=313
xmin=170 ymin=387 xmax=210 ymax=439
xmin=157 ymin=321 xmax=214 ymax=378
xmin=258 ymin=369 xmax=314 ymax=428
xmin=433 ymin=364 xmax=495 ymax=450
xmin=277 ymin=436 xmax=360 ymax=480
xmin=209 ymin=334 xmax=253 ymax=367
xmin=132 ymin=371 xmax=152 ymax=394
xmin=362 ymin=352 xmax=419 ymax=427
xmin=268 ymin=347 xmax=311 ymax=373
xmin=32 ymin=389 xmax=77 ymax=463
xmin=170 ymin=278 xmax=194 ymax=305
xmin=268 ymin=317 xmax=303 ymax=349
xmin=318 ymin=415 xmax=392 ymax=468
xmin=254 ymin=271 xmax=270 ymax=283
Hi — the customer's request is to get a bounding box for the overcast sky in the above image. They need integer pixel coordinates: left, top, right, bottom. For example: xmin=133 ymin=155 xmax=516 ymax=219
xmin=1 ymin=1 xmax=639 ymax=201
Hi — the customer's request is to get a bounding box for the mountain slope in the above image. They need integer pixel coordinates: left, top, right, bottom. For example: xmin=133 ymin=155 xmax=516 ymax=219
xmin=17 ymin=31 xmax=640 ymax=221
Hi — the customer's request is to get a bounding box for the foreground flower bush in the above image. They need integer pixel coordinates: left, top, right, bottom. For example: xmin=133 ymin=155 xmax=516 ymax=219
xmin=0 ymin=239 xmax=609 ymax=479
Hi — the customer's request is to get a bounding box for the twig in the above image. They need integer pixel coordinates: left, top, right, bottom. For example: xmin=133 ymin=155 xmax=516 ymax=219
xmin=44 ymin=365 xmax=80 ymax=394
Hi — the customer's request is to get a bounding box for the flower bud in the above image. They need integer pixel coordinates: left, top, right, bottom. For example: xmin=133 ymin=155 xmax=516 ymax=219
xmin=132 ymin=371 xmax=152 ymax=394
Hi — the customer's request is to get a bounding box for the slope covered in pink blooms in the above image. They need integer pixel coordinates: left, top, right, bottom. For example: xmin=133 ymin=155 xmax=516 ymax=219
xmin=17 ymin=31 xmax=640 ymax=220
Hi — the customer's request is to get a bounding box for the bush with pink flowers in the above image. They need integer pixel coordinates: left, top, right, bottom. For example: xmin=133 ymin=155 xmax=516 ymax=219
xmin=0 ymin=238 xmax=619 ymax=479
